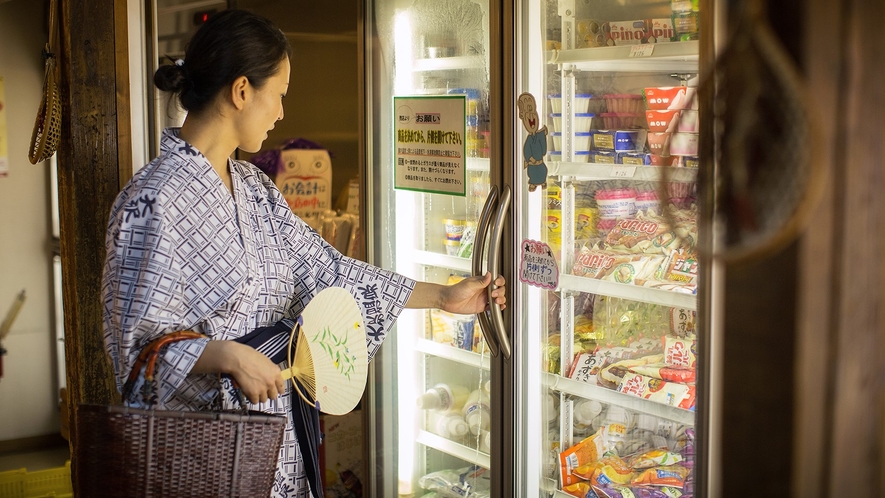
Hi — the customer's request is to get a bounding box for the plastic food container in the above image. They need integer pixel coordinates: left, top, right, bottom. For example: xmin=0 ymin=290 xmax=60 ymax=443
xmin=549 ymin=113 xmax=562 ymax=132
xmin=573 ymin=113 xmax=596 ymax=132
xmin=596 ymin=188 xmax=637 ymax=219
xmin=646 ymin=109 xmax=682 ymax=132
xmin=635 ymin=190 xmax=660 ymax=214
xmin=670 ymin=133 xmax=699 ymax=156
xmin=647 ymin=132 xmax=672 ymax=156
xmin=677 ymin=110 xmax=699 ymax=132
xmin=548 ymin=93 xmax=598 ymax=114
xmin=551 ymin=132 xmax=592 ymax=151
xmin=618 ymin=151 xmax=651 ymax=165
xmin=603 ymin=93 xmax=644 ymax=114
xmin=592 ymin=130 xmax=645 ymax=151
xmin=591 ymin=150 xmax=618 ymax=164
xmin=643 ymin=86 xmax=698 ymax=110
xmin=601 ymin=112 xmax=646 ymax=129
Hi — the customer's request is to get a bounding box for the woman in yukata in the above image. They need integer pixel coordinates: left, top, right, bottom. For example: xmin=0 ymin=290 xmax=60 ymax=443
xmin=101 ymin=9 xmax=505 ymax=498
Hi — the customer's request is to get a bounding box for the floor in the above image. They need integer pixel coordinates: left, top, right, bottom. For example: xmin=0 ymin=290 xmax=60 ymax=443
xmin=0 ymin=444 xmax=70 ymax=472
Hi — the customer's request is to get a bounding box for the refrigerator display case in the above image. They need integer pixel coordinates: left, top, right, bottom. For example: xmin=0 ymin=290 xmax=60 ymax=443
xmin=365 ymin=0 xmax=711 ymax=496
xmin=521 ymin=3 xmax=703 ymax=497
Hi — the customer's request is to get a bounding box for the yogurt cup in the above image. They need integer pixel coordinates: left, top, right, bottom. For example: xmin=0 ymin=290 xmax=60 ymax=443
xmin=635 ymin=190 xmax=660 ymax=214
xmin=552 ymin=132 xmax=592 ymax=150
xmin=573 ymin=113 xmax=595 ymax=132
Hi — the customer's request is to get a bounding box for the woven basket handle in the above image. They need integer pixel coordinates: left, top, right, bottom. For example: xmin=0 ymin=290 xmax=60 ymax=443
xmin=122 ymin=331 xmax=207 ymax=404
xmin=46 ymin=0 xmax=58 ymax=55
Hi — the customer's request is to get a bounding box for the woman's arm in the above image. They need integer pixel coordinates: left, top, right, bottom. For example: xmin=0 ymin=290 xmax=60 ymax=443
xmin=191 ymin=340 xmax=285 ymax=404
xmin=406 ymin=272 xmax=506 ymax=314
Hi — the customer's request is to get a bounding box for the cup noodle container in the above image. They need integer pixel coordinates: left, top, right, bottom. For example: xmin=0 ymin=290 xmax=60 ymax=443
xmin=596 ymin=188 xmax=637 ymax=219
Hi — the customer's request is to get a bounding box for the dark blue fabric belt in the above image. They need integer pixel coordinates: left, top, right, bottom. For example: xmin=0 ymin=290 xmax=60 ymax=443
xmin=233 ymin=319 xmax=324 ymax=498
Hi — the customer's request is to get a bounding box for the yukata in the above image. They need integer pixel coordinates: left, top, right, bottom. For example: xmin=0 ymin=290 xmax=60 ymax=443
xmin=102 ymin=127 xmax=415 ymax=498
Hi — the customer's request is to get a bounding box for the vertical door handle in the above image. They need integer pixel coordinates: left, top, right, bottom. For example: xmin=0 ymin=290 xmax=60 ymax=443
xmin=472 ymin=185 xmax=500 ymax=357
xmin=486 ymin=184 xmax=511 ymax=360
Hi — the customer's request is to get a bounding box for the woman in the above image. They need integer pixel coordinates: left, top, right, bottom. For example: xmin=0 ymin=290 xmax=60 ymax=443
xmin=101 ymin=9 xmax=505 ymax=498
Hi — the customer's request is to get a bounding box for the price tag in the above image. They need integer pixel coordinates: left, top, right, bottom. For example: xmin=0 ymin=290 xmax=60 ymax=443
xmin=629 ymin=44 xmax=655 ymax=58
xmin=610 ymin=165 xmax=636 ymax=178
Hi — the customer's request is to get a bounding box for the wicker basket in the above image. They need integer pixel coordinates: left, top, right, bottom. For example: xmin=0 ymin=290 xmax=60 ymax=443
xmin=75 ymin=333 xmax=286 ymax=497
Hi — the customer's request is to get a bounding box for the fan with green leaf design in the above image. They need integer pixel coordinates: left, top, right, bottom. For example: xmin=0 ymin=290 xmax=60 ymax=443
xmin=280 ymin=287 xmax=367 ymax=415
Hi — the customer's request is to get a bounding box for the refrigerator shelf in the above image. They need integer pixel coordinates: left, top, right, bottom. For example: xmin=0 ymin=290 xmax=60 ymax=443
xmin=413 ymin=55 xmax=487 ymax=72
xmin=557 ymin=274 xmax=697 ymax=310
xmin=542 ymin=478 xmax=572 ymax=498
xmin=413 ymin=250 xmax=472 ymax=272
xmin=547 ymin=41 xmax=700 ymax=72
xmin=548 ymin=161 xmax=698 ymax=183
xmin=415 ymin=338 xmax=491 ymax=370
xmin=546 ymin=373 xmax=696 ymax=426
xmin=416 ymin=430 xmax=491 ymax=469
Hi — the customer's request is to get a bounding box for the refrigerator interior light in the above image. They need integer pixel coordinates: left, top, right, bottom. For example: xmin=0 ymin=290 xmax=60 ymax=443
xmin=395 ymin=188 xmax=418 ymax=494
xmin=394 ymin=11 xmax=413 ymax=95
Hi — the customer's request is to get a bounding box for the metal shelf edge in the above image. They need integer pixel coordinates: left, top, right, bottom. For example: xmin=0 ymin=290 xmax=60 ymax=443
xmin=558 ymin=274 xmax=697 ymax=310
xmin=416 ymin=430 xmax=491 ymax=469
xmin=415 ymin=339 xmax=491 ymax=370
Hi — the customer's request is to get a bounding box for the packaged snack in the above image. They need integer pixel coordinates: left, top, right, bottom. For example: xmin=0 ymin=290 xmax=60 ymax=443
xmin=619 ymin=151 xmax=652 ymax=165
xmin=649 ymin=154 xmax=679 ymax=167
xmin=646 ymin=18 xmax=676 ymax=43
xmin=628 ymin=363 xmax=695 ymax=383
xmin=643 ymin=87 xmax=698 ymax=111
xmin=568 ymin=352 xmax=606 ymax=384
xmin=603 ymin=94 xmax=645 ymax=114
xmin=662 ymin=249 xmax=698 ymax=286
xmin=605 ymin=217 xmax=678 ymax=254
xmin=559 ymin=430 xmax=606 ymax=486
xmin=418 ymin=465 xmax=491 ymax=497
xmin=626 ymin=448 xmax=684 ymax=469
xmin=617 ymin=373 xmax=696 ymax=410
xmin=592 ymin=484 xmax=684 ymax=498
xmin=573 ymin=455 xmax=635 ymax=485
xmin=646 ymin=110 xmax=682 ymax=132
xmin=669 ymin=133 xmax=698 ymax=156
xmin=576 ymin=20 xmax=606 ymax=48
xmin=669 ymin=308 xmax=696 ymax=338
xmin=635 ymin=190 xmax=660 ymax=215
xmin=630 ymin=465 xmax=691 ymax=488
xmin=598 ymin=355 xmax=663 ymax=390
xmin=603 ymin=20 xmax=649 ymax=46
xmin=676 ymin=110 xmax=699 ymax=132
xmin=575 ymin=207 xmax=598 ymax=239
xmin=646 ymin=132 xmax=672 ymax=156
xmin=596 ymin=188 xmax=637 ymax=220
xmin=602 ymin=256 xmax=666 ymax=286
xmin=592 ymin=130 xmax=646 ymax=151
xmin=562 ymin=482 xmax=595 ymax=498
xmin=573 ymin=247 xmax=618 ymax=279
xmin=592 ymin=149 xmax=619 ymax=164
xmin=662 ymin=336 xmax=697 ymax=368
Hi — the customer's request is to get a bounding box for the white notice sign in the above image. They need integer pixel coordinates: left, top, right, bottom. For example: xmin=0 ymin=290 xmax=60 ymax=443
xmin=394 ymin=96 xmax=466 ymax=196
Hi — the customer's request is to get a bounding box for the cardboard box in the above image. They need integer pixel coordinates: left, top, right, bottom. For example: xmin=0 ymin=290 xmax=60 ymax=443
xmin=319 ymin=410 xmax=364 ymax=497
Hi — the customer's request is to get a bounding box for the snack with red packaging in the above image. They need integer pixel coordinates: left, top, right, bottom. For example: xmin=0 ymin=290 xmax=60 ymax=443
xmin=559 ymin=430 xmax=606 ymax=486
xmin=616 ymin=372 xmax=696 ymax=409
xmin=643 ymin=86 xmax=698 ymax=110
xmin=628 ymin=362 xmax=696 ymax=383
xmin=662 ymin=335 xmax=697 ymax=368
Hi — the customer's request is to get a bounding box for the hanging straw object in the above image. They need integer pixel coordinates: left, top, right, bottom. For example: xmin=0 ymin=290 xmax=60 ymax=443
xmin=29 ymin=0 xmax=62 ymax=164
xmin=280 ymin=287 xmax=368 ymax=415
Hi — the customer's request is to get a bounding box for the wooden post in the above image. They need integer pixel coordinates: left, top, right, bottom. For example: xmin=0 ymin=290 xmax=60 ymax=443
xmin=56 ymin=0 xmax=131 ymax=492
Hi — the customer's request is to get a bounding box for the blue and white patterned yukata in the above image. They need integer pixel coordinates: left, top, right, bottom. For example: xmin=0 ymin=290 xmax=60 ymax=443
xmin=102 ymin=127 xmax=415 ymax=497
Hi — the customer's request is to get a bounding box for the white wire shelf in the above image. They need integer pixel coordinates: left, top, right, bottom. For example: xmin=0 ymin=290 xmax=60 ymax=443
xmin=558 ymin=274 xmax=697 ymax=310
xmin=412 ymin=56 xmax=487 ymax=72
xmin=415 ymin=338 xmax=491 ymax=370
xmin=548 ymin=161 xmax=698 ymax=183
xmin=545 ymin=373 xmax=696 ymax=426
xmin=416 ymin=430 xmax=491 ymax=469
xmin=411 ymin=250 xmax=473 ymax=272
xmin=548 ymin=41 xmax=699 ymax=72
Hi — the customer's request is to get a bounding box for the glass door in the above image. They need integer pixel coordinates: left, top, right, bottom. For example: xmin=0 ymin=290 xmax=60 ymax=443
xmin=365 ymin=0 xmax=499 ymax=496
xmin=514 ymin=1 xmax=705 ymax=496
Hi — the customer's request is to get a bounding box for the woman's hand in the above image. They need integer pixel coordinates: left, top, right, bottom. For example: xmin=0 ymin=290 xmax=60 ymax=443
xmin=193 ymin=341 xmax=285 ymax=404
xmin=441 ymin=272 xmax=507 ymax=315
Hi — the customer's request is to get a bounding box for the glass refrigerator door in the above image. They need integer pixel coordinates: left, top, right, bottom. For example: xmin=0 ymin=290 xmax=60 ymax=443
xmin=365 ymin=1 xmax=498 ymax=496
xmin=514 ymin=1 xmax=704 ymax=496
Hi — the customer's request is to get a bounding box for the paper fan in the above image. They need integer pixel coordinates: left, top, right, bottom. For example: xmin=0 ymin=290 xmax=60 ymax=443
xmin=281 ymin=287 xmax=367 ymax=415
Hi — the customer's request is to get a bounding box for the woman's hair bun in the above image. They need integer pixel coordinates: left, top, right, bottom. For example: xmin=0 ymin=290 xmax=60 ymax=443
xmin=153 ymin=63 xmax=187 ymax=93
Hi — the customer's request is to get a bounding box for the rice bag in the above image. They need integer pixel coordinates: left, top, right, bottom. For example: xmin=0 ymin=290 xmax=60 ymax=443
xmin=662 ymin=336 xmax=697 ymax=369
xmin=626 ymin=448 xmax=684 ymax=469
xmin=592 ymin=484 xmax=683 ymax=498
xmin=418 ymin=465 xmax=491 ymax=497
xmin=560 ymin=429 xmax=607 ymax=486
xmin=617 ymin=373 xmax=696 ymax=410
xmin=628 ymin=363 xmax=695 ymax=384
xmin=573 ymin=455 xmax=635 ymax=486
xmin=630 ymin=465 xmax=691 ymax=488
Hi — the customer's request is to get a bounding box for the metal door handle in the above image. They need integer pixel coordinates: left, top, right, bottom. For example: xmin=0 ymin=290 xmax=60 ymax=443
xmin=486 ymin=184 xmax=511 ymax=360
xmin=472 ymin=185 xmax=500 ymax=357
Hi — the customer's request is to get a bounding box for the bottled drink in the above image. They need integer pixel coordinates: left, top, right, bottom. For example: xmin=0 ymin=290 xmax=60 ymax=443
xmin=462 ymin=389 xmax=491 ymax=435
xmin=432 ymin=413 xmax=469 ymax=439
xmin=479 ymin=429 xmax=491 ymax=453
xmin=416 ymin=383 xmax=469 ymax=413
xmin=335 ymin=462 xmax=363 ymax=498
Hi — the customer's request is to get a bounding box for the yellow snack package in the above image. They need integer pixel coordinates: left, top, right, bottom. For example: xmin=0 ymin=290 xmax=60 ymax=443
xmin=559 ymin=429 xmax=605 ymax=486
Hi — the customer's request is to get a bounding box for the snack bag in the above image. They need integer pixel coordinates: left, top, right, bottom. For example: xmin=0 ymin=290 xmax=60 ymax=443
xmin=573 ymin=455 xmax=635 ymax=486
xmin=628 ymin=363 xmax=696 ymax=384
xmin=616 ymin=373 xmax=696 ymax=410
xmin=559 ymin=429 xmax=606 ymax=486
xmin=626 ymin=448 xmax=684 ymax=469
xmin=604 ymin=217 xmax=679 ymax=255
xmin=662 ymin=336 xmax=697 ymax=368
xmin=418 ymin=465 xmax=491 ymax=497
xmin=562 ymin=482 xmax=595 ymax=498
xmin=630 ymin=465 xmax=691 ymax=488
xmin=592 ymin=484 xmax=684 ymax=498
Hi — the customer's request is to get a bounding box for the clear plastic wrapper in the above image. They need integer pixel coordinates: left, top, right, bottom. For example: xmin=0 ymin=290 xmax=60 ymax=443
xmin=418 ymin=466 xmax=490 ymax=498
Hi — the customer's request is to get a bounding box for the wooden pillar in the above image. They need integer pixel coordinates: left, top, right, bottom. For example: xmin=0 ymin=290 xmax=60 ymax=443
xmin=795 ymin=0 xmax=885 ymax=496
xmin=56 ymin=0 xmax=131 ymax=492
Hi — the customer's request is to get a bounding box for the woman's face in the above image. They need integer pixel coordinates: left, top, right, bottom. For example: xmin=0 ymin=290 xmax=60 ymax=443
xmin=238 ymin=57 xmax=290 ymax=153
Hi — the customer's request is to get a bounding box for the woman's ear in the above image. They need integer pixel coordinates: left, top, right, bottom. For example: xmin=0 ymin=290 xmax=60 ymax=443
xmin=230 ymin=76 xmax=250 ymax=110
